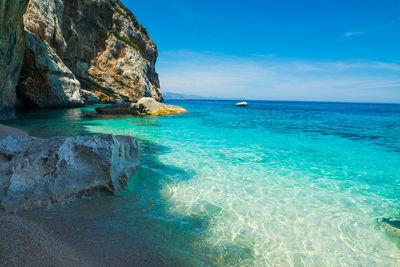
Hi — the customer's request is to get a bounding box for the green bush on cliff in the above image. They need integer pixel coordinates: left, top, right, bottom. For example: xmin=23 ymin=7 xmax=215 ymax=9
xmin=116 ymin=1 xmax=150 ymax=40
xmin=111 ymin=27 xmax=144 ymax=56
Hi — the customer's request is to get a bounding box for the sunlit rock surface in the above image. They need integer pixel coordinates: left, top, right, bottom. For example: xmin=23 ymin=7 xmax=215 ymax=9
xmin=20 ymin=0 xmax=162 ymax=106
xmin=95 ymin=97 xmax=188 ymax=115
xmin=17 ymin=31 xmax=84 ymax=107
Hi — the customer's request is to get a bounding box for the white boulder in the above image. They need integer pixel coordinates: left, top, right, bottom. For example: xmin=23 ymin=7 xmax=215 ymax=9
xmin=0 ymin=134 xmax=140 ymax=212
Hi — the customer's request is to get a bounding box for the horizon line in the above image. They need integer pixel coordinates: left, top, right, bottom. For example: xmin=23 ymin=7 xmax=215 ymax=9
xmin=164 ymin=98 xmax=400 ymax=105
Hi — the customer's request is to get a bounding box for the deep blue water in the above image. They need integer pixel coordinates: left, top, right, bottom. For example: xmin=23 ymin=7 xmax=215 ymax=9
xmin=4 ymin=100 xmax=400 ymax=265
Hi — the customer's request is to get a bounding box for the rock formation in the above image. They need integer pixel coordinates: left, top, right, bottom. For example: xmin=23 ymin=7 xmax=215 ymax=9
xmin=17 ymin=31 xmax=85 ymax=107
xmin=95 ymin=97 xmax=188 ymax=115
xmin=19 ymin=0 xmax=162 ymax=106
xmin=0 ymin=0 xmax=162 ymax=115
xmin=0 ymin=134 xmax=140 ymax=212
xmin=0 ymin=0 xmax=29 ymax=119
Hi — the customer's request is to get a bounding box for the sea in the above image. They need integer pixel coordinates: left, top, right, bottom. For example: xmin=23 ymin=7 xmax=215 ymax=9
xmin=3 ymin=100 xmax=400 ymax=266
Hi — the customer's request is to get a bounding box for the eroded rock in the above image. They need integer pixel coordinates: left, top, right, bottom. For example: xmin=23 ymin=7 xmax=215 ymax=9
xmin=95 ymin=97 xmax=187 ymax=115
xmin=17 ymin=31 xmax=84 ymax=107
xmin=0 ymin=0 xmax=29 ymax=119
xmin=0 ymin=134 xmax=140 ymax=212
xmin=20 ymin=0 xmax=162 ymax=105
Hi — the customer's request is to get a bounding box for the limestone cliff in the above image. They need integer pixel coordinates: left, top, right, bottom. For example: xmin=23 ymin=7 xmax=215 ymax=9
xmin=0 ymin=0 xmax=162 ymax=114
xmin=0 ymin=0 xmax=29 ymax=119
xmin=20 ymin=0 xmax=162 ymax=107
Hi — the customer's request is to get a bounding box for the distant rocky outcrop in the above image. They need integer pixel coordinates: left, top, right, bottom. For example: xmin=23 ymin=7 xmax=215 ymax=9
xmin=0 ymin=0 xmax=29 ymax=119
xmin=0 ymin=0 xmax=162 ymax=116
xmin=95 ymin=97 xmax=188 ymax=115
xmin=0 ymin=134 xmax=140 ymax=212
xmin=163 ymin=92 xmax=220 ymax=100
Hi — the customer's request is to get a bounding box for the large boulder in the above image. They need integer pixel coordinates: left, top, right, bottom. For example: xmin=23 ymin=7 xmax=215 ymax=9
xmin=0 ymin=0 xmax=29 ymax=119
xmin=95 ymin=97 xmax=187 ymax=115
xmin=0 ymin=134 xmax=140 ymax=212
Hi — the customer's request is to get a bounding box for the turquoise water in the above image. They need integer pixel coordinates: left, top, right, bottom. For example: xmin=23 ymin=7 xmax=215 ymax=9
xmin=4 ymin=100 xmax=400 ymax=266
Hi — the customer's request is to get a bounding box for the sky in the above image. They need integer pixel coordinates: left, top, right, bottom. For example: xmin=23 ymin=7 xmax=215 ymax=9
xmin=122 ymin=0 xmax=400 ymax=103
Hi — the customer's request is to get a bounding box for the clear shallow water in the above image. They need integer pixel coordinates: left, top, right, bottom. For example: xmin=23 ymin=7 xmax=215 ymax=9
xmin=4 ymin=100 xmax=400 ymax=266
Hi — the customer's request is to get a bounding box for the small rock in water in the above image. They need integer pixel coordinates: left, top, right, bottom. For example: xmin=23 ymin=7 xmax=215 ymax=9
xmin=235 ymin=101 xmax=248 ymax=106
xmin=95 ymin=97 xmax=187 ymax=116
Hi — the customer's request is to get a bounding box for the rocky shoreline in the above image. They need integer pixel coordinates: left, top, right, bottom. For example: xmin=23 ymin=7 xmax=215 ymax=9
xmin=0 ymin=0 xmax=188 ymax=264
xmin=0 ymin=125 xmax=140 ymax=265
xmin=1 ymin=0 xmax=163 ymax=120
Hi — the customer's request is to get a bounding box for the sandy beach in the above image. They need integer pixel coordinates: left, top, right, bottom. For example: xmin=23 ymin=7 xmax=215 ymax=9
xmin=0 ymin=215 xmax=92 ymax=266
xmin=0 ymin=125 xmax=89 ymax=266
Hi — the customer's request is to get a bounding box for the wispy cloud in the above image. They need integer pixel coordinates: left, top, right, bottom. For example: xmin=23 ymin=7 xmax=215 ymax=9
xmin=344 ymin=31 xmax=364 ymax=37
xmin=343 ymin=19 xmax=400 ymax=38
xmin=157 ymin=51 xmax=400 ymax=103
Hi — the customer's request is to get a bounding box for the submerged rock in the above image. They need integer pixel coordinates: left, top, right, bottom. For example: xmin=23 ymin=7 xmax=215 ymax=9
xmin=95 ymin=102 xmax=134 ymax=114
xmin=0 ymin=134 xmax=139 ymax=212
xmin=380 ymin=218 xmax=400 ymax=241
xmin=95 ymin=97 xmax=187 ymax=115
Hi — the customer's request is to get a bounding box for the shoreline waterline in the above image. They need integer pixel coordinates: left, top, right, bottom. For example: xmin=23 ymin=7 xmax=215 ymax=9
xmin=1 ymin=100 xmax=399 ymax=265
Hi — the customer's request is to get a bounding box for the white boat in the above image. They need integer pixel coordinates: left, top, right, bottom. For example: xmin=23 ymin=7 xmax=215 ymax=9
xmin=235 ymin=101 xmax=248 ymax=106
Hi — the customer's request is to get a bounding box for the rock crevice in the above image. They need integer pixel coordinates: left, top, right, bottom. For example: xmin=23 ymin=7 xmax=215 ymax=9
xmin=0 ymin=0 xmax=29 ymax=119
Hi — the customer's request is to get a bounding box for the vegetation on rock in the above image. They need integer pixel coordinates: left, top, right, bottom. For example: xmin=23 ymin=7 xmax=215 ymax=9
xmin=111 ymin=27 xmax=144 ymax=56
xmin=117 ymin=0 xmax=150 ymax=39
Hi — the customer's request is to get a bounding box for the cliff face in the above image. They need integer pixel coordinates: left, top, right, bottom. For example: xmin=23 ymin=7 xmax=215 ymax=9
xmin=20 ymin=0 xmax=162 ymax=106
xmin=0 ymin=0 xmax=162 ymax=114
xmin=0 ymin=0 xmax=29 ymax=119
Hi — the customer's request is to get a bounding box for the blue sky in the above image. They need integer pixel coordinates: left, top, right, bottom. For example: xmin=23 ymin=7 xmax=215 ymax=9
xmin=122 ymin=0 xmax=400 ymax=102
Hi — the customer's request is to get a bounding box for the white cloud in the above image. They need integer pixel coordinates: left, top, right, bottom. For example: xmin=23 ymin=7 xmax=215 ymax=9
xmin=157 ymin=51 xmax=400 ymax=103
